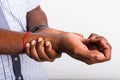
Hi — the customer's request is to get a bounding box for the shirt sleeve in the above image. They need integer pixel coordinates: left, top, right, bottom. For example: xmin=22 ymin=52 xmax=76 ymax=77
xmin=27 ymin=0 xmax=42 ymax=12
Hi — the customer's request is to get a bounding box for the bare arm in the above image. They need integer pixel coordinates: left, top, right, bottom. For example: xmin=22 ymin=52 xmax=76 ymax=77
xmin=0 ymin=6 xmax=62 ymax=63
xmin=0 ymin=6 xmax=55 ymax=54
xmin=0 ymin=6 xmax=48 ymax=55
xmin=0 ymin=28 xmax=62 ymax=54
xmin=0 ymin=5 xmax=111 ymax=64
xmin=0 ymin=29 xmax=38 ymax=54
xmin=25 ymin=5 xmax=111 ymax=64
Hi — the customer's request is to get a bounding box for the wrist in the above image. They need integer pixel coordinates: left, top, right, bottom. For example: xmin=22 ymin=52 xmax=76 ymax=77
xmin=60 ymin=32 xmax=76 ymax=53
xmin=25 ymin=27 xmax=66 ymax=53
xmin=35 ymin=27 xmax=65 ymax=52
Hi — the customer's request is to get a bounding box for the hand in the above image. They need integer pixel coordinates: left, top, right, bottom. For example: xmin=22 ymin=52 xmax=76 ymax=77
xmin=34 ymin=27 xmax=63 ymax=52
xmin=60 ymin=32 xmax=112 ymax=64
xmin=86 ymin=33 xmax=112 ymax=63
xmin=32 ymin=27 xmax=112 ymax=64
xmin=25 ymin=37 xmax=61 ymax=62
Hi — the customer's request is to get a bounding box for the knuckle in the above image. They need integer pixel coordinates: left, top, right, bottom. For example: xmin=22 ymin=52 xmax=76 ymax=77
xmin=89 ymin=53 xmax=96 ymax=60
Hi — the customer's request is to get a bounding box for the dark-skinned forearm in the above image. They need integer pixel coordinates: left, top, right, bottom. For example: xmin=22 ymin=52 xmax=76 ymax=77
xmin=0 ymin=29 xmax=40 ymax=54
xmin=0 ymin=6 xmax=65 ymax=55
xmin=0 ymin=28 xmax=64 ymax=55
xmin=0 ymin=6 xmax=49 ymax=55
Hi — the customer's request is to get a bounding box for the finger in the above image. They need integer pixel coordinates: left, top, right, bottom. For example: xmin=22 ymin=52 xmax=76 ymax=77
xmin=30 ymin=40 xmax=41 ymax=61
xmin=100 ymin=42 xmax=111 ymax=61
xmin=89 ymin=37 xmax=107 ymax=50
xmin=37 ymin=38 xmax=52 ymax=61
xmin=89 ymin=38 xmax=111 ymax=61
xmin=84 ymin=49 xmax=109 ymax=64
xmin=96 ymin=54 xmax=106 ymax=63
xmin=88 ymin=33 xmax=111 ymax=48
xmin=85 ymin=33 xmax=100 ymax=45
xmin=86 ymin=52 xmax=98 ymax=64
xmin=25 ymin=43 xmax=31 ymax=57
xmin=87 ymin=52 xmax=107 ymax=64
xmin=88 ymin=35 xmax=111 ymax=50
xmin=93 ymin=50 xmax=106 ymax=63
xmin=88 ymin=33 xmax=101 ymax=39
xmin=45 ymin=41 xmax=61 ymax=59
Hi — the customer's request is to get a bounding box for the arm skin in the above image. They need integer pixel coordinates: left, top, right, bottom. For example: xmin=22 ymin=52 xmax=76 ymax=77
xmin=0 ymin=27 xmax=61 ymax=61
xmin=0 ymin=6 xmax=45 ymax=55
xmin=0 ymin=6 xmax=60 ymax=55
xmin=26 ymin=6 xmax=67 ymax=54
xmin=0 ymin=5 xmax=61 ymax=62
xmin=0 ymin=5 xmax=111 ymax=64
xmin=26 ymin=5 xmax=63 ymax=51
xmin=26 ymin=6 xmax=112 ymax=64
xmin=26 ymin=5 xmax=62 ymax=61
xmin=0 ymin=29 xmax=38 ymax=54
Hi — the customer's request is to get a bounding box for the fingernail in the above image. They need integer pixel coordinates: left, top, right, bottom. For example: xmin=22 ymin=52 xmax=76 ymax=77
xmin=26 ymin=43 xmax=30 ymax=47
xmin=31 ymin=40 xmax=36 ymax=45
xmin=38 ymin=38 xmax=42 ymax=42
xmin=46 ymin=41 xmax=50 ymax=46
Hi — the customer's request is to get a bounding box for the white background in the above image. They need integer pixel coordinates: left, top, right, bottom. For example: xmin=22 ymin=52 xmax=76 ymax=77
xmin=40 ymin=0 xmax=120 ymax=80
